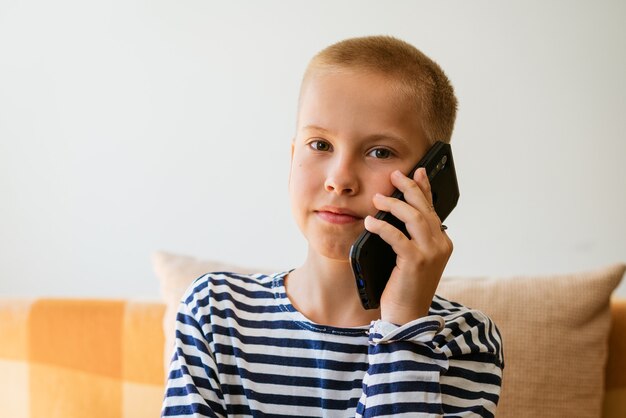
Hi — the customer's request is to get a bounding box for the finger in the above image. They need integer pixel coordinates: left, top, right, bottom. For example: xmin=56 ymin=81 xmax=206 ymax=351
xmin=413 ymin=167 xmax=434 ymax=208
xmin=363 ymin=214 xmax=413 ymax=256
xmin=390 ymin=169 xmax=441 ymax=234
xmin=372 ymin=194 xmax=448 ymax=253
xmin=391 ymin=169 xmax=432 ymax=213
xmin=372 ymin=193 xmax=431 ymax=240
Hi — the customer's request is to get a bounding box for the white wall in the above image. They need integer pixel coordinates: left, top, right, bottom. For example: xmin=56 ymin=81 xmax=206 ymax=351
xmin=1 ymin=0 xmax=624 ymax=299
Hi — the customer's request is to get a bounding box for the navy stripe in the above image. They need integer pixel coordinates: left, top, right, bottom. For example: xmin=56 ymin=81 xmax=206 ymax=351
xmin=210 ymin=271 xmax=275 ymax=286
xmin=488 ymin=318 xmax=504 ymax=366
xmin=162 ymin=401 xmax=223 ymax=418
xmin=219 ymin=364 xmax=362 ymax=391
xmin=209 ymin=278 xmax=276 ymax=301
xmin=462 ymin=325 xmax=481 ymax=353
xmin=368 ymin=339 xmax=445 ymax=359
xmin=459 ymin=352 xmax=501 ymax=365
xmin=208 ymin=306 xmax=316 ymax=331
xmin=239 ymin=390 xmax=361 ymax=411
xmin=204 ymin=289 xmax=282 ymax=315
xmin=209 ymin=305 xmax=368 ymax=337
xmin=446 ymin=364 xmax=503 ymax=387
xmin=441 ymin=383 xmax=500 ymax=404
xmin=211 ymin=324 xmax=366 ymax=353
xmin=390 ymin=319 xmax=443 ymax=340
xmin=363 ymin=401 xmax=443 ymax=417
xmin=184 ymin=277 xmax=209 ymax=304
xmin=366 ymin=380 xmax=440 ymax=396
xmin=431 ymin=295 xmax=466 ymax=311
xmin=464 ymin=313 xmax=496 ymax=354
xmin=368 ymin=359 xmax=445 ymax=375
xmin=214 ymin=343 xmax=369 ymax=372
xmin=442 ymin=402 xmax=495 ymax=418
xmin=175 ymin=329 xmax=211 ymax=357
xmin=225 ymin=403 xmax=252 ymax=416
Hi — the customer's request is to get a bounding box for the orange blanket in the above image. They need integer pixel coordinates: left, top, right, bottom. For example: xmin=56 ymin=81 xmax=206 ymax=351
xmin=0 ymin=299 xmax=165 ymax=418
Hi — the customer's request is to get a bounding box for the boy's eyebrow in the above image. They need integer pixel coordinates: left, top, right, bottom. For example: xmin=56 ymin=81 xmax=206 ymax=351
xmin=301 ymin=124 xmax=410 ymax=146
xmin=301 ymin=124 xmax=332 ymax=135
xmin=362 ymin=133 xmax=410 ymax=146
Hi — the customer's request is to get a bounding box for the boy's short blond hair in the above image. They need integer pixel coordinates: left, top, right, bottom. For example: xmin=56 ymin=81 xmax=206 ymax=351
xmin=301 ymin=36 xmax=457 ymax=145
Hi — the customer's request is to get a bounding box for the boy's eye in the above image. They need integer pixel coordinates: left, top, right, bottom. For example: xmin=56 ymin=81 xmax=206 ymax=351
xmin=368 ymin=148 xmax=393 ymax=159
xmin=310 ymin=140 xmax=331 ymax=151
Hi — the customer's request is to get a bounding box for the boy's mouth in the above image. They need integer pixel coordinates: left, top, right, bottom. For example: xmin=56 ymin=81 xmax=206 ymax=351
xmin=315 ymin=206 xmax=362 ymax=225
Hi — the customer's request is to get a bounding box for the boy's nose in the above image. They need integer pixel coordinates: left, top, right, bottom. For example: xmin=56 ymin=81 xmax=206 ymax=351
xmin=325 ymin=179 xmax=356 ymax=195
xmin=324 ymin=160 xmax=359 ymax=196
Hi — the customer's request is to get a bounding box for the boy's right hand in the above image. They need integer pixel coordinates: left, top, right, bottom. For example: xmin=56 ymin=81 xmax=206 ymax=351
xmin=364 ymin=168 xmax=453 ymax=325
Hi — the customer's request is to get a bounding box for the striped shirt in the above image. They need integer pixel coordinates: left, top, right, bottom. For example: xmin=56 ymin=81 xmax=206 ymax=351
xmin=161 ymin=271 xmax=504 ymax=417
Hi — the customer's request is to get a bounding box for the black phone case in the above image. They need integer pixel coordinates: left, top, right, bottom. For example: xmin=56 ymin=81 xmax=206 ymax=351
xmin=349 ymin=141 xmax=459 ymax=309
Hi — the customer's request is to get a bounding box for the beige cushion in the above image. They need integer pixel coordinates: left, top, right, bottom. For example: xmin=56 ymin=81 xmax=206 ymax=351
xmin=153 ymin=250 xmax=624 ymax=417
xmin=436 ymin=263 xmax=625 ymax=418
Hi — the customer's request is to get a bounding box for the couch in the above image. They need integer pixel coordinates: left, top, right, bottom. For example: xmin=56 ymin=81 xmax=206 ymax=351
xmin=1 ymin=253 xmax=624 ymax=418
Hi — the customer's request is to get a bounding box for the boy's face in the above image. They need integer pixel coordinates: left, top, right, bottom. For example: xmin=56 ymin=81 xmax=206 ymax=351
xmin=289 ymin=68 xmax=430 ymax=262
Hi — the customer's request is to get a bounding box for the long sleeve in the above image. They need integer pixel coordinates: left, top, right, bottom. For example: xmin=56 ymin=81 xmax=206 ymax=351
xmin=356 ymin=304 xmax=503 ymax=418
xmin=161 ymin=284 xmax=227 ymax=418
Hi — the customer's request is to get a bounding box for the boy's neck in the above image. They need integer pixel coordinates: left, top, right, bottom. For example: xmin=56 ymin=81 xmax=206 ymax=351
xmin=285 ymin=250 xmax=380 ymax=328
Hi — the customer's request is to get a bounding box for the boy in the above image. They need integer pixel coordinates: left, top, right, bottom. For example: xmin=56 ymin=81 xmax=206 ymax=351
xmin=162 ymin=36 xmax=503 ymax=417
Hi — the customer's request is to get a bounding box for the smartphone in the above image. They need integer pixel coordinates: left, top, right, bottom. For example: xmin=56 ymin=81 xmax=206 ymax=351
xmin=349 ymin=141 xmax=460 ymax=310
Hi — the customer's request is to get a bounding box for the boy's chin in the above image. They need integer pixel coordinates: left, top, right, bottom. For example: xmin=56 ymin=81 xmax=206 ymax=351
xmin=310 ymin=237 xmax=355 ymax=263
